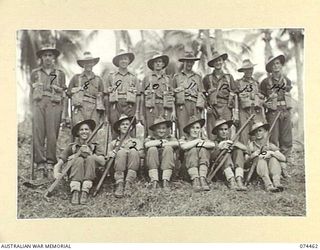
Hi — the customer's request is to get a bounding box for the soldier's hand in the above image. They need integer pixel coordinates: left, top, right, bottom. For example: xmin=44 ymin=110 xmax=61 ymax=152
xmin=233 ymin=119 xmax=240 ymax=128
xmin=170 ymin=112 xmax=176 ymax=121
xmin=71 ymin=86 xmax=82 ymax=94
xmin=51 ymin=85 xmax=63 ymax=92
xmin=80 ymin=145 xmax=92 ymax=158
xmin=265 ymin=101 xmax=273 ymax=109
xmin=106 ymin=150 xmax=116 ymax=159
xmin=174 ymin=86 xmax=184 ymax=93
xmin=53 ymin=164 xmax=62 ymax=179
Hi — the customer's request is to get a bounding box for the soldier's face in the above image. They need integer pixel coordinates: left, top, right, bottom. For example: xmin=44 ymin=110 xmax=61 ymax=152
xmin=189 ymin=122 xmax=201 ymax=139
xmin=41 ymin=52 xmax=55 ymax=66
xmin=185 ymin=61 xmax=194 ymax=71
xmin=217 ymin=124 xmax=229 ymax=139
xmin=118 ymin=55 xmax=130 ymax=69
xmin=153 ymin=58 xmax=165 ymax=71
xmin=83 ymin=62 xmax=94 ymax=71
xmin=213 ymin=57 xmax=224 ymax=69
xmin=255 ymin=127 xmax=267 ymax=140
xmin=119 ymin=119 xmax=130 ymax=134
xmin=271 ymin=59 xmax=282 ymax=73
xmin=155 ymin=124 xmax=168 ymax=138
xmin=79 ymin=124 xmax=92 ymax=140
xmin=243 ymin=68 xmax=253 ymax=77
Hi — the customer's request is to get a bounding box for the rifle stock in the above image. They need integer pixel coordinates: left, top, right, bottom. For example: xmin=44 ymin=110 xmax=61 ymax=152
xmin=92 ymin=116 xmax=136 ymax=197
xmin=244 ymin=111 xmax=281 ymax=186
xmin=207 ymin=114 xmax=255 ymax=181
xmin=43 ymin=122 xmax=104 ymax=198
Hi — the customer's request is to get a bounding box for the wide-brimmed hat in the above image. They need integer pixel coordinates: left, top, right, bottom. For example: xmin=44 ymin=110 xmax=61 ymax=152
xmin=207 ymin=51 xmax=228 ymax=67
xmin=147 ymin=54 xmax=169 ymax=70
xmin=77 ymin=51 xmax=100 ymax=68
xmin=149 ymin=116 xmax=172 ymax=131
xmin=249 ymin=122 xmax=270 ymax=136
xmin=72 ymin=119 xmax=96 ymax=137
xmin=212 ymin=119 xmax=233 ymax=135
xmin=265 ymin=54 xmax=285 ymax=73
xmin=183 ymin=115 xmax=205 ymax=134
xmin=36 ymin=44 xmax=61 ymax=58
xmin=113 ymin=114 xmax=135 ymax=132
xmin=112 ymin=50 xmax=135 ymax=67
xmin=237 ymin=59 xmax=257 ymax=72
xmin=178 ymin=51 xmax=200 ymax=62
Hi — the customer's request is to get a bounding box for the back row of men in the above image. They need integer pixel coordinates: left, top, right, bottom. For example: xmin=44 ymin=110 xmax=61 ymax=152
xmin=29 ymin=45 xmax=293 ymax=202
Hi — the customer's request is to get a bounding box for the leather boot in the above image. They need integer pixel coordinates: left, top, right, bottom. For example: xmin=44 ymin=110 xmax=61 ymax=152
xmin=151 ymin=180 xmax=159 ymax=189
xmin=200 ymin=177 xmax=210 ymax=191
xmin=266 ymin=184 xmax=280 ymax=193
xmin=36 ymin=168 xmax=46 ymax=181
xmin=163 ymin=180 xmax=170 ymax=191
xmin=80 ymin=191 xmax=88 ymax=204
xmin=115 ymin=182 xmax=124 ymax=198
xmin=236 ymin=177 xmax=247 ymax=191
xmin=71 ymin=190 xmax=80 ymax=205
xmin=192 ymin=177 xmax=201 ymax=192
xmin=46 ymin=163 xmax=54 ymax=180
xmin=273 ymin=180 xmax=284 ymax=192
xmin=228 ymin=177 xmax=237 ymax=190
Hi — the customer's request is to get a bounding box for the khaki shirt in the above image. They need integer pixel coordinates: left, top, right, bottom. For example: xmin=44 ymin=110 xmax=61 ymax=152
xmin=144 ymin=134 xmax=177 ymax=147
xmin=141 ymin=71 xmax=172 ymax=99
xmin=108 ymin=136 xmax=143 ymax=152
xmin=260 ymin=74 xmax=292 ymax=101
xmin=59 ymin=140 xmax=104 ymax=163
xmin=105 ymin=70 xmax=140 ymax=95
xmin=203 ymin=70 xmax=236 ymax=103
xmin=67 ymin=72 xmax=104 ymax=98
xmin=248 ymin=141 xmax=279 ymax=154
xmin=173 ymin=71 xmax=204 ymax=99
xmin=30 ymin=67 xmax=66 ymax=93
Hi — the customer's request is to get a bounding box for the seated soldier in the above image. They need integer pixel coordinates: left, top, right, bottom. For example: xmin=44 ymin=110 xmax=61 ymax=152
xmin=107 ymin=114 xmax=143 ymax=198
xmin=248 ymin=122 xmax=286 ymax=192
xmin=211 ymin=119 xmax=247 ymax=191
xmin=179 ymin=116 xmax=215 ymax=192
xmin=144 ymin=116 xmax=179 ymax=190
xmin=53 ymin=119 xmax=105 ymax=205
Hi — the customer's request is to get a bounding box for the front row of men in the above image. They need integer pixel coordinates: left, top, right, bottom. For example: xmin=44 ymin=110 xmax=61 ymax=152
xmin=53 ymin=115 xmax=287 ymax=205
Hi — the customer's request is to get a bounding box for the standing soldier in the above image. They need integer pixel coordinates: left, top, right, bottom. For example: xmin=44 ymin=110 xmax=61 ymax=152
xmin=30 ymin=44 xmax=67 ymax=180
xmin=203 ymin=51 xmax=237 ymax=140
xmin=236 ymin=59 xmax=265 ymax=144
xmin=141 ymin=54 xmax=175 ymax=136
xmin=106 ymin=114 xmax=143 ymax=198
xmin=260 ymin=54 xmax=293 ymax=158
xmin=179 ymin=116 xmax=215 ymax=191
xmin=67 ymin=52 xmax=104 ymax=126
xmin=173 ymin=52 xmax=206 ymax=137
xmin=211 ymin=119 xmax=247 ymax=191
xmin=144 ymin=117 xmax=179 ymax=189
xmin=105 ymin=50 xmax=140 ymax=137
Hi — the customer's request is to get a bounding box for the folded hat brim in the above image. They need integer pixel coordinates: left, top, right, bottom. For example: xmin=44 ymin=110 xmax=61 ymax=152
xmin=113 ymin=116 xmax=135 ymax=133
xmin=36 ymin=48 xmax=61 ymax=58
xmin=265 ymin=55 xmax=285 ymax=73
xmin=147 ymin=55 xmax=169 ymax=70
xmin=77 ymin=57 xmax=100 ymax=68
xmin=112 ymin=53 xmax=135 ymax=67
xmin=149 ymin=120 xmax=172 ymax=131
xmin=183 ymin=118 xmax=205 ymax=134
xmin=249 ymin=124 xmax=270 ymax=136
xmin=212 ymin=120 xmax=233 ymax=135
xmin=72 ymin=119 xmax=96 ymax=137
xmin=207 ymin=53 xmax=228 ymax=67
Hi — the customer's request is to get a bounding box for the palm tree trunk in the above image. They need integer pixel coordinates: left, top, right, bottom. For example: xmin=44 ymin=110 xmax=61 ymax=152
xmin=294 ymin=41 xmax=304 ymax=139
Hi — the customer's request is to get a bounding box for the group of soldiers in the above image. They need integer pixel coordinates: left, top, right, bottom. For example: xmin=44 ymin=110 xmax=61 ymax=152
xmin=29 ymin=44 xmax=293 ymax=205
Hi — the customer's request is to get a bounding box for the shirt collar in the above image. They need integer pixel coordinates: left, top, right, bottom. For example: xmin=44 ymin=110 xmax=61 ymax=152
xmin=116 ymin=70 xmax=131 ymax=76
xmin=181 ymin=70 xmax=196 ymax=77
xmin=80 ymin=71 xmax=95 ymax=78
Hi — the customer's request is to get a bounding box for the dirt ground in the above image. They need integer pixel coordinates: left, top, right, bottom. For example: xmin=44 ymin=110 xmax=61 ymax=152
xmin=17 ymin=120 xmax=306 ymax=218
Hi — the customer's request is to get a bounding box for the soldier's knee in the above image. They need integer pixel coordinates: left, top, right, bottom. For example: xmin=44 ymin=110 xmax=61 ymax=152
xmin=147 ymin=147 xmax=158 ymax=154
xmin=116 ymin=149 xmax=127 ymax=159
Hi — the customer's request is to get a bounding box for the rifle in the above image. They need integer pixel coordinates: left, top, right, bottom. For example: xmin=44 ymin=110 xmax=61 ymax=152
xmin=43 ymin=122 xmax=104 ymax=198
xmin=93 ymin=116 xmax=136 ymax=197
xmin=244 ymin=111 xmax=281 ymax=185
xmin=207 ymin=114 xmax=255 ymax=181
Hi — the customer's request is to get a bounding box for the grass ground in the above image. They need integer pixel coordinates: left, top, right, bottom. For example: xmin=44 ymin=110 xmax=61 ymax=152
xmin=17 ymin=120 xmax=306 ymax=218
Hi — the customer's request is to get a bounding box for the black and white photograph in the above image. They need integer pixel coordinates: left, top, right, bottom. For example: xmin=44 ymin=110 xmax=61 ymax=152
xmin=17 ymin=28 xmax=305 ymax=218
